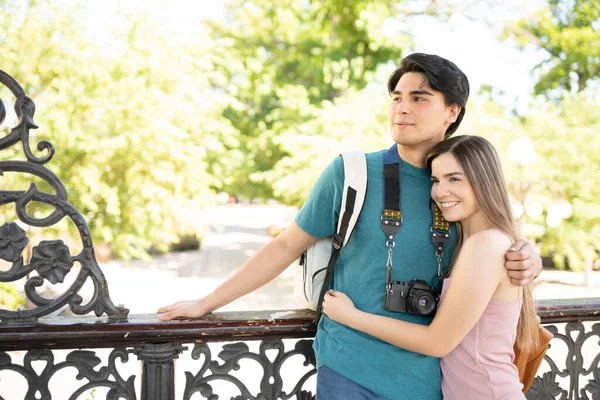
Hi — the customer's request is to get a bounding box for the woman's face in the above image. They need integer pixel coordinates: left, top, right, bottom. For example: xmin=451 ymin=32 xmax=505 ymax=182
xmin=430 ymin=152 xmax=480 ymax=222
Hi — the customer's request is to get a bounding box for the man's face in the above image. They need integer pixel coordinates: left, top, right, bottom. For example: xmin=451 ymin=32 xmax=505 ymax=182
xmin=388 ymin=72 xmax=459 ymax=150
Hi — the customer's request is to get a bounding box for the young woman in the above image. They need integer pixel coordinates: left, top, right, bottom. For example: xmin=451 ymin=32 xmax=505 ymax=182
xmin=322 ymin=135 xmax=539 ymax=400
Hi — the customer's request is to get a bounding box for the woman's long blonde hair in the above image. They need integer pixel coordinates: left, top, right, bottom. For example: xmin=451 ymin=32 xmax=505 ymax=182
xmin=426 ymin=135 xmax=539 ymax=352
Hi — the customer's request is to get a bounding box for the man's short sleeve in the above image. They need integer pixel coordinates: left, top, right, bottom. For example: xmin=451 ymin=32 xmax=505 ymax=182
xmin=294 ymin=156 xmax=344 ymax=239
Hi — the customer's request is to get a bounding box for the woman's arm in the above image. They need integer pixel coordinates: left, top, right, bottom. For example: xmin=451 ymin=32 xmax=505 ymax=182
xmin=322 ymin=230 xmax=512 ymax=358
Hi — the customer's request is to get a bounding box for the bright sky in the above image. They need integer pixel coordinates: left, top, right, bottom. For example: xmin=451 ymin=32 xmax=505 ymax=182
xmin=71 ymin=0 xmax=547 ymax=112
xmin=404 ymin=2 xmax=547 ymax=112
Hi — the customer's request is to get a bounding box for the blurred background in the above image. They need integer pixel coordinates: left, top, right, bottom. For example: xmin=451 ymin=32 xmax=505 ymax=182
xmin=1 ymin=0 xmax=599 ymax=311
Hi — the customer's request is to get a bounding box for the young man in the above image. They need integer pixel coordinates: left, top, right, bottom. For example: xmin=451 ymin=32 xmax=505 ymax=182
xmin=158 ymin=53 xmax=541 ymax=400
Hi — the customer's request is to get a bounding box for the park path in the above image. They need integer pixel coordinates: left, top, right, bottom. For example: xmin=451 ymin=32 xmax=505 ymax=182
xmin=101 ymin=204 xmax=301 ymax=314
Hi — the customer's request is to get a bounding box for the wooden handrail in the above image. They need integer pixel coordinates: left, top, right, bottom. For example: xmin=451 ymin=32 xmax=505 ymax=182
xmin=1 ymin=298 xmax=599 ymax=351
xmin=0 ymin=309 xmax=316 ymax=351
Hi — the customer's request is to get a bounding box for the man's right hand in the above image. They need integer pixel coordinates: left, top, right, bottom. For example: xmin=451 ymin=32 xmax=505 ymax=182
xmin=157 ymin=299 xmax=210 ymax=321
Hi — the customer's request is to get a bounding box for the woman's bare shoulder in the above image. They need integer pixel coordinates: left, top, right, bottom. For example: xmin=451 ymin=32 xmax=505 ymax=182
xmin=461 ymin=229 xmax=513 ymax=260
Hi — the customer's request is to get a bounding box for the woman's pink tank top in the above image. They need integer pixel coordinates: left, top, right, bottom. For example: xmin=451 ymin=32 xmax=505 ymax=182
xmin=439 ymin=278 xmax=526 ymax=400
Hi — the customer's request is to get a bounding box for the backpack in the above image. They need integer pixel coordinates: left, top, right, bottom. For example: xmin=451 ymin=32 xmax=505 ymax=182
xmin=294 ymin=151 xmax=367 ymax=322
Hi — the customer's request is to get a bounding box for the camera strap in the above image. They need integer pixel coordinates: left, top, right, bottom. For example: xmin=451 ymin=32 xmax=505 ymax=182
xmin=431 ymin=201 xmax=450 ymax=292
xmin=381 ymin=144 xmax=450 ymax=291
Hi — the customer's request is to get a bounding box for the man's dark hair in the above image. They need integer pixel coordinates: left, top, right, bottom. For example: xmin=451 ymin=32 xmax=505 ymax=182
xmin=387 ymin=53 xmax=470 ymax=138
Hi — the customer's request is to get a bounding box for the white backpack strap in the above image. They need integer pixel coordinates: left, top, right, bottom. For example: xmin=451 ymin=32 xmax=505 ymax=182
xmin=337 ymin=151 xmax=367 ymax=247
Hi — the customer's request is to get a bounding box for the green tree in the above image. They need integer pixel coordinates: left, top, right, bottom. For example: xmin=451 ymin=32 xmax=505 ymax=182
xmin=460 ymin=94 xmax=600 ymax=271
xmin=0 ymin=1 xmax=224 ymax=258
xmin=517 ymin=95 xmax=600 ymax=270
xmin=265 ymin=83 xmax=391 ymax=206
xmin=503 ymin=0 xmax=600 ymax=98
xmin=203 ymin=0 xmax=411 ymax=200
xmin=0 ymin=282 xmax=25 ymax=310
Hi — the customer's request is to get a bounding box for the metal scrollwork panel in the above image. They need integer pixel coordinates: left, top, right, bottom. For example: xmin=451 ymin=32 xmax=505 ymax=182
xmin=527 ymin=322 xmax=600 ymax=400
xmin=182 ymin=339 xmax=316 ymax=400
xmin=0 ymin=348 xmax=137 ymax=400
xmin=0 ymin=69 xmax=128 ymax=322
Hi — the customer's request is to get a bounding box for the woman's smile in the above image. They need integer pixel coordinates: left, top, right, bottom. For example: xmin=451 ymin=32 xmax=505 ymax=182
xmin=440 ymin=201 xmax=460 ymax=210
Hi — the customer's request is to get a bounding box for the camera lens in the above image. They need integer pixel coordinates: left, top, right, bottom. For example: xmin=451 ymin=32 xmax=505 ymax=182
xmin=411 ymin=292 xmax=436 ymax=316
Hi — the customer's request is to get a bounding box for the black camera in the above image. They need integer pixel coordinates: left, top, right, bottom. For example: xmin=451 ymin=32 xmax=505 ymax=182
xmin=384 ymin=279 xmax=439 ymax=316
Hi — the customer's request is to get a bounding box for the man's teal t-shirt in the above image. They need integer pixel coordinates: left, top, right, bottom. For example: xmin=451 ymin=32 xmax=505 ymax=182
xmin=295 ymin=147 xmax=456 ymax=400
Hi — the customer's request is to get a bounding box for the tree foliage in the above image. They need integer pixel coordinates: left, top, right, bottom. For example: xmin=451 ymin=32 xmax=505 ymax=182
xmin=0 ymin=282 xmax=25 ymax=310
xmin=0 ymin=0 xmax=597 ymax=272
xmin=502 ymin=0 xmax=600 ymax=98
xmin=498 ymin=0 xmax=600 ymax=268
xmin=203 ymin=0 xmax=410 ymax=199
xmin=517 ymin=95 xmax=600 ymax=270
xmin=0 ymin=0 xmax=409 ymax=257
xmin=0 ymin=1 xmax=221 ymax=258
xmin=265 ymin=83 xmax=391 ymax=207
xmin=459 ymin=94 xmax=600 ymax=271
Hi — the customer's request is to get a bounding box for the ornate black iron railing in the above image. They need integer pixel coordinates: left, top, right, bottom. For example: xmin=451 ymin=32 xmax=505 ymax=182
xmin=0 ymin=69 xmax=128 ymax=323
xmin=1 ymin=69 xmax=599 ymax=400
xmin=0 ymin=307 xmax=599 ymax=399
